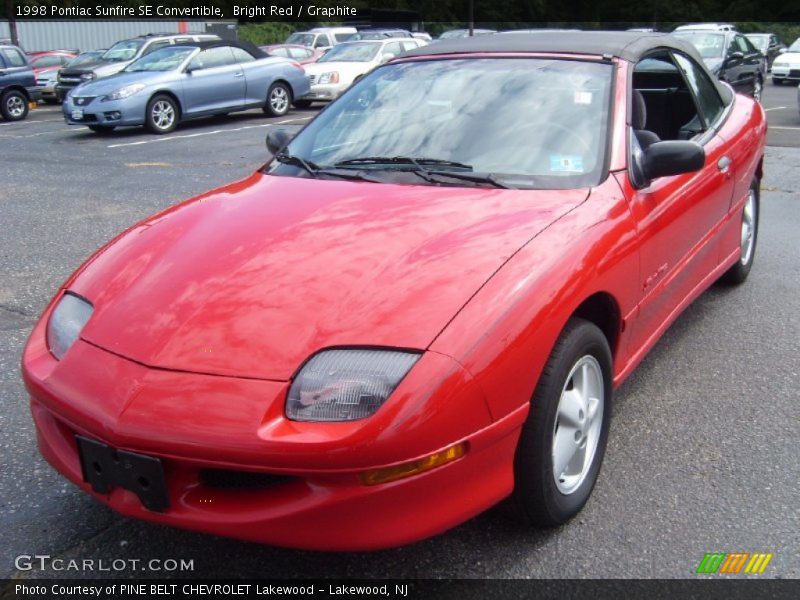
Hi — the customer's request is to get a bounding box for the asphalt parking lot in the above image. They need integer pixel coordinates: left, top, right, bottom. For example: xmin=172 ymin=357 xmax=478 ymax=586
xmin=1 ymin=84 xmax=799 ymax=582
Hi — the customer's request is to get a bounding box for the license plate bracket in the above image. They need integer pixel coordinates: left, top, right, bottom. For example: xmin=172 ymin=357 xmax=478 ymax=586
xmin=71 ymin=108 xmax=83 ymax=120
xmin=75 ymin=435 xmax=169 ymax=512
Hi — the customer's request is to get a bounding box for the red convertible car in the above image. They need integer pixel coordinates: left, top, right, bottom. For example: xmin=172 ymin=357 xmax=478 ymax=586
xmin=22 ymin=32 xmax=766 ymax=550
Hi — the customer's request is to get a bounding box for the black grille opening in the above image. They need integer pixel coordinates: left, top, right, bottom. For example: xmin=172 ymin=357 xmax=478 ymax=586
xmin=199 ymin=468 xmax=294 ymax=490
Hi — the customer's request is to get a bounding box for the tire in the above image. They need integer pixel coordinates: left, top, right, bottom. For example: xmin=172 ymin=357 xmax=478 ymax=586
xmin=87 ymin=125 xmax=116 ymax=134
xmin=1 ymin=89 xmax=29 ymax=121
xmin=772 ymin=78 xmax=782 ymax=86
xmin=720 ymin=178 xmax=759 ymax=285
xmin=263 ymin=82 xmax=291 ymax=117
xmin=293 ymin=100 xmax=313 ymax=109
xmin=752 ymin=76 xmax=763 ymax=103
xmin=508 ymin=318 xmax=612 ymax=527
xmin=145 ymin=94 xmax=178 ymax=134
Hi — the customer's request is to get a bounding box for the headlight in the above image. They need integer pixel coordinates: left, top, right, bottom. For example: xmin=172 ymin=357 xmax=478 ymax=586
xmin=46 ymin=293 xmax=93 ymax=360
xmin=102 ymin=83 xmax=145 ymax=102
xmin=286 ymin=349 xmax=420 ymax=422
xmin=317 ymin=71 xmax=339 ymax=85
xmin=80 ymin=72 xmax=96 ymax=80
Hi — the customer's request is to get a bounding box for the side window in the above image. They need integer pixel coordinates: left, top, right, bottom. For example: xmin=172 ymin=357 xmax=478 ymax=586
xmin=383 ymin=42 xmax=404 ymax=57
xmin=231 ymin=47 xmax=255 ymax=63
xmin=143 ymin=41 xmax=170 ymax=56
xmin=1 ymin=48 xmax=27 ymax=67
xmin=313 ymin=35 xmax=330 ymax=48
xmin=733 ymin=35 xmax=749 ymax=54
xmin=673 ymin=53 xmax=725 ymax=128
xmin=188 ymin=47 xmax=236 ymax=70
xmin=400 ymin=41 xmax=419 ymax=52
xmin=739 ymin=35 xmax=757 ymax=54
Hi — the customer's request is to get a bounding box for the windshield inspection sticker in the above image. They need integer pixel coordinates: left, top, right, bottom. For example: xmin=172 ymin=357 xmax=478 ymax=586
xmin=550 ymin=155 xmax=584 ymax=173
xmin=574 ymin=91 xmax=593 ymax=105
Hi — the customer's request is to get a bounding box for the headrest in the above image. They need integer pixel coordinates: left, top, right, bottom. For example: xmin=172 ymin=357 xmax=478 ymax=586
xmin=632 ymin=89 xmax=647 ymax=130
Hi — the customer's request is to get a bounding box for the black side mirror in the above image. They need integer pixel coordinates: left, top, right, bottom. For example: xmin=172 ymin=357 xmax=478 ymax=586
xmin=266 ymin=128 xmax=293 ymax=155
xmin=642 ymin=141 xmax=705 ymax=180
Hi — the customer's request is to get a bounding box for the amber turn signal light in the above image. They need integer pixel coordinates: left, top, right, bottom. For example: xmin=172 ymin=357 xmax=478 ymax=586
xmin=360 ymin=442 xmax=467 ymax=486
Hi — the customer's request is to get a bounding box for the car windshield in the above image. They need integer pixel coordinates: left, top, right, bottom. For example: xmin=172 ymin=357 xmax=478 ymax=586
xmin=745 ymin=35 xmax=769 ymax=52
xmin=269 ymin=58 xmax=612 ymax=189
xmin=286 ymin=33 xmax=315 ymax=46
xmin=102 ymin=40 xmax=144 ymax=62
xmin=789 ymin=39 xmax=800 ymax=52
xmin=319 ymin=42 xmax=381 ymax=63
xmin=674 ymin=32 xmax=726 ymax=58
xmin=66 ymin=52 xmax=103 ymax=67
xmin=124 ymin=46 xmax=195 ymax=72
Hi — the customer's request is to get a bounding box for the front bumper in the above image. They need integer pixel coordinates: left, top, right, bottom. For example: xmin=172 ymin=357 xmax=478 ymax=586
xmin=771 ymin=66 xmax=800 ymax=82
xmin=300 ymin=81 xmax=349 ymax=102
xmin=23 ymin=309 xmax=524 ymax=550
xmin=62 ymin=94 xmax=147 ymax=127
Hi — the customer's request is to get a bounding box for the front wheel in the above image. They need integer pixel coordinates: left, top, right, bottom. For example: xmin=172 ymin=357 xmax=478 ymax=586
xmin=509 ymin=318 xmax=612 ymax=527
xmin=263 ymin=82 xmax=291 ymax=117
xmin=145 ymin=94 xmax=178 ymax=134
xmin=752 ymin=76 xmax=763 ymax=102
xmin=720 ymin=179 xmax=759 ymax=285
xmin=1 ymin=89 xmax=29 ymax=121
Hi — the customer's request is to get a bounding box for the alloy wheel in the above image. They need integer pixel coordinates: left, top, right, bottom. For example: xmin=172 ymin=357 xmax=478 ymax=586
xmin=7 ymin=95 xmax=25 ymax=118
xmin=552 ymin=355 xmax=605 ymax=495
xmin=270 ymin=86 xmax=289 ymax=114
xmin=151 ymin=100 xmax=175 ymax=131
xmin=740 ymin=188 xmax=757 ymax=266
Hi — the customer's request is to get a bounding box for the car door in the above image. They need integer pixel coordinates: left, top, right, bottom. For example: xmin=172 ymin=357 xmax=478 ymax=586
xmin=0 ymin=46 xmax=33 ymax=88
xmin=625 ymin=52 xmax=735 ymax=356
xmin=739 ymin=35 xmax=766 ymax=84
xmin=230 ymin=46 xmax=262 ymax=107
xmin=181 ymin=46 xmax=245 ymax=115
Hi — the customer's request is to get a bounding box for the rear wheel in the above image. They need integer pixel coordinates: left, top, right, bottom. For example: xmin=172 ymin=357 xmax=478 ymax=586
xmin=509 ymin=318 xmax=612 ymax=527
xmin=145 ymin=94 xmax=178 ymax=134
xmin=720 ymin=178 xmax=759 ymax=285
xmin=263 ymin=82 xmax=291 ymax=117
xmin=1 ymin=89 xmax=28 ymax=121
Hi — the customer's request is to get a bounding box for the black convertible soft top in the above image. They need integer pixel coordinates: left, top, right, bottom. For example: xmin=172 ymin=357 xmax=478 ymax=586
xmin=405 ymin=31 xmax=700 ymax=62
xmin=404 ymin=31 xmax=733 ymax=103
xmin=172 ymin=39 xmax=268 ymax=60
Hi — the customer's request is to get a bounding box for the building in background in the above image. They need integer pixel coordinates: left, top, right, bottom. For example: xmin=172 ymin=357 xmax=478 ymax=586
xmin=0 ymin=20 xmax=237 ymax=52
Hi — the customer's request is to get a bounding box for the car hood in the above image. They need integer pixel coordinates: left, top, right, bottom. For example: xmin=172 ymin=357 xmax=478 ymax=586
xmin=774 ymin=51 xmax=800 ymax=66
xmin=60 ymin=58 xmax=117 ymax=76
xmin=703 ymin=57 xmax=724 ymax=74
xmin=71 ymin=173 xmax=588 ymax=380
xmin=71 ymin=71 xmax=170 ymax=96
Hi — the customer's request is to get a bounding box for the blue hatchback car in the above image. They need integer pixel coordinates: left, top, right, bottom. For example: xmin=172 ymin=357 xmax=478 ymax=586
xmin=62 ymin=41 xmax=310 ymax=134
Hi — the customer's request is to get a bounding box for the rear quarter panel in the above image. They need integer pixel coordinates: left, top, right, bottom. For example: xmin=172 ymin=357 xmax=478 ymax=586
xmin=243 ymin=58 xmax=309 ymax=106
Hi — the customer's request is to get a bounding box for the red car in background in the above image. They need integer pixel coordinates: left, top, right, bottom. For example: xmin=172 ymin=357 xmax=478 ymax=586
xmin=260 ymin=44 xmax=325 ymax=65
xmin=22 ymin=32 xmax=766 ymax=550
xmin=27 ymin=50 xmax=78 ymax=76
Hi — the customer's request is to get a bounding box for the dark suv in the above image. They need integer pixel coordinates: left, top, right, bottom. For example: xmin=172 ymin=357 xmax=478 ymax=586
xmin=56 ymin=32 xmax=218 ymax=99
xmin=0 ymin=44 xmax=41 ymax=120
xmin=674 ymin=30 xmax=766 ymax=101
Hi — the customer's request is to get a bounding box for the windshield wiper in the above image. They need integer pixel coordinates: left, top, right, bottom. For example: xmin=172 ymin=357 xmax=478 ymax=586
xmin=420 ymin=170 xmax=516 ymax=189
xmin=333 ymin=156 xmax=514 ymax=189
xmin=335 ymin=156 xmax=474 ymax=171
xmin=274 ymin=152 xmax=383 ymax=183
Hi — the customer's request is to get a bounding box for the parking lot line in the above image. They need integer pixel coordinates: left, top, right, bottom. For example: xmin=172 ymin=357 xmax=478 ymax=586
xmin=106 ymin=116 xmax=314 ymax=149
xmin=769 ymin=126 xmax=800 ymax=131
xmin=0 ymin=117 xmax=64 ymax=126
xmin=764 ymin=106 xmax=787 ymax=112
xmin=0 ymin=127 xmax=87 ymax=138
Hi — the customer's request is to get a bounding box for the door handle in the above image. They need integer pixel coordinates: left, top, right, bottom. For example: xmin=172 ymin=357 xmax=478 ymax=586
xmin=233 ymin=72 xmax=244 ymax=78
xmin=717 ymin=156 xmax=731 ymax=174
